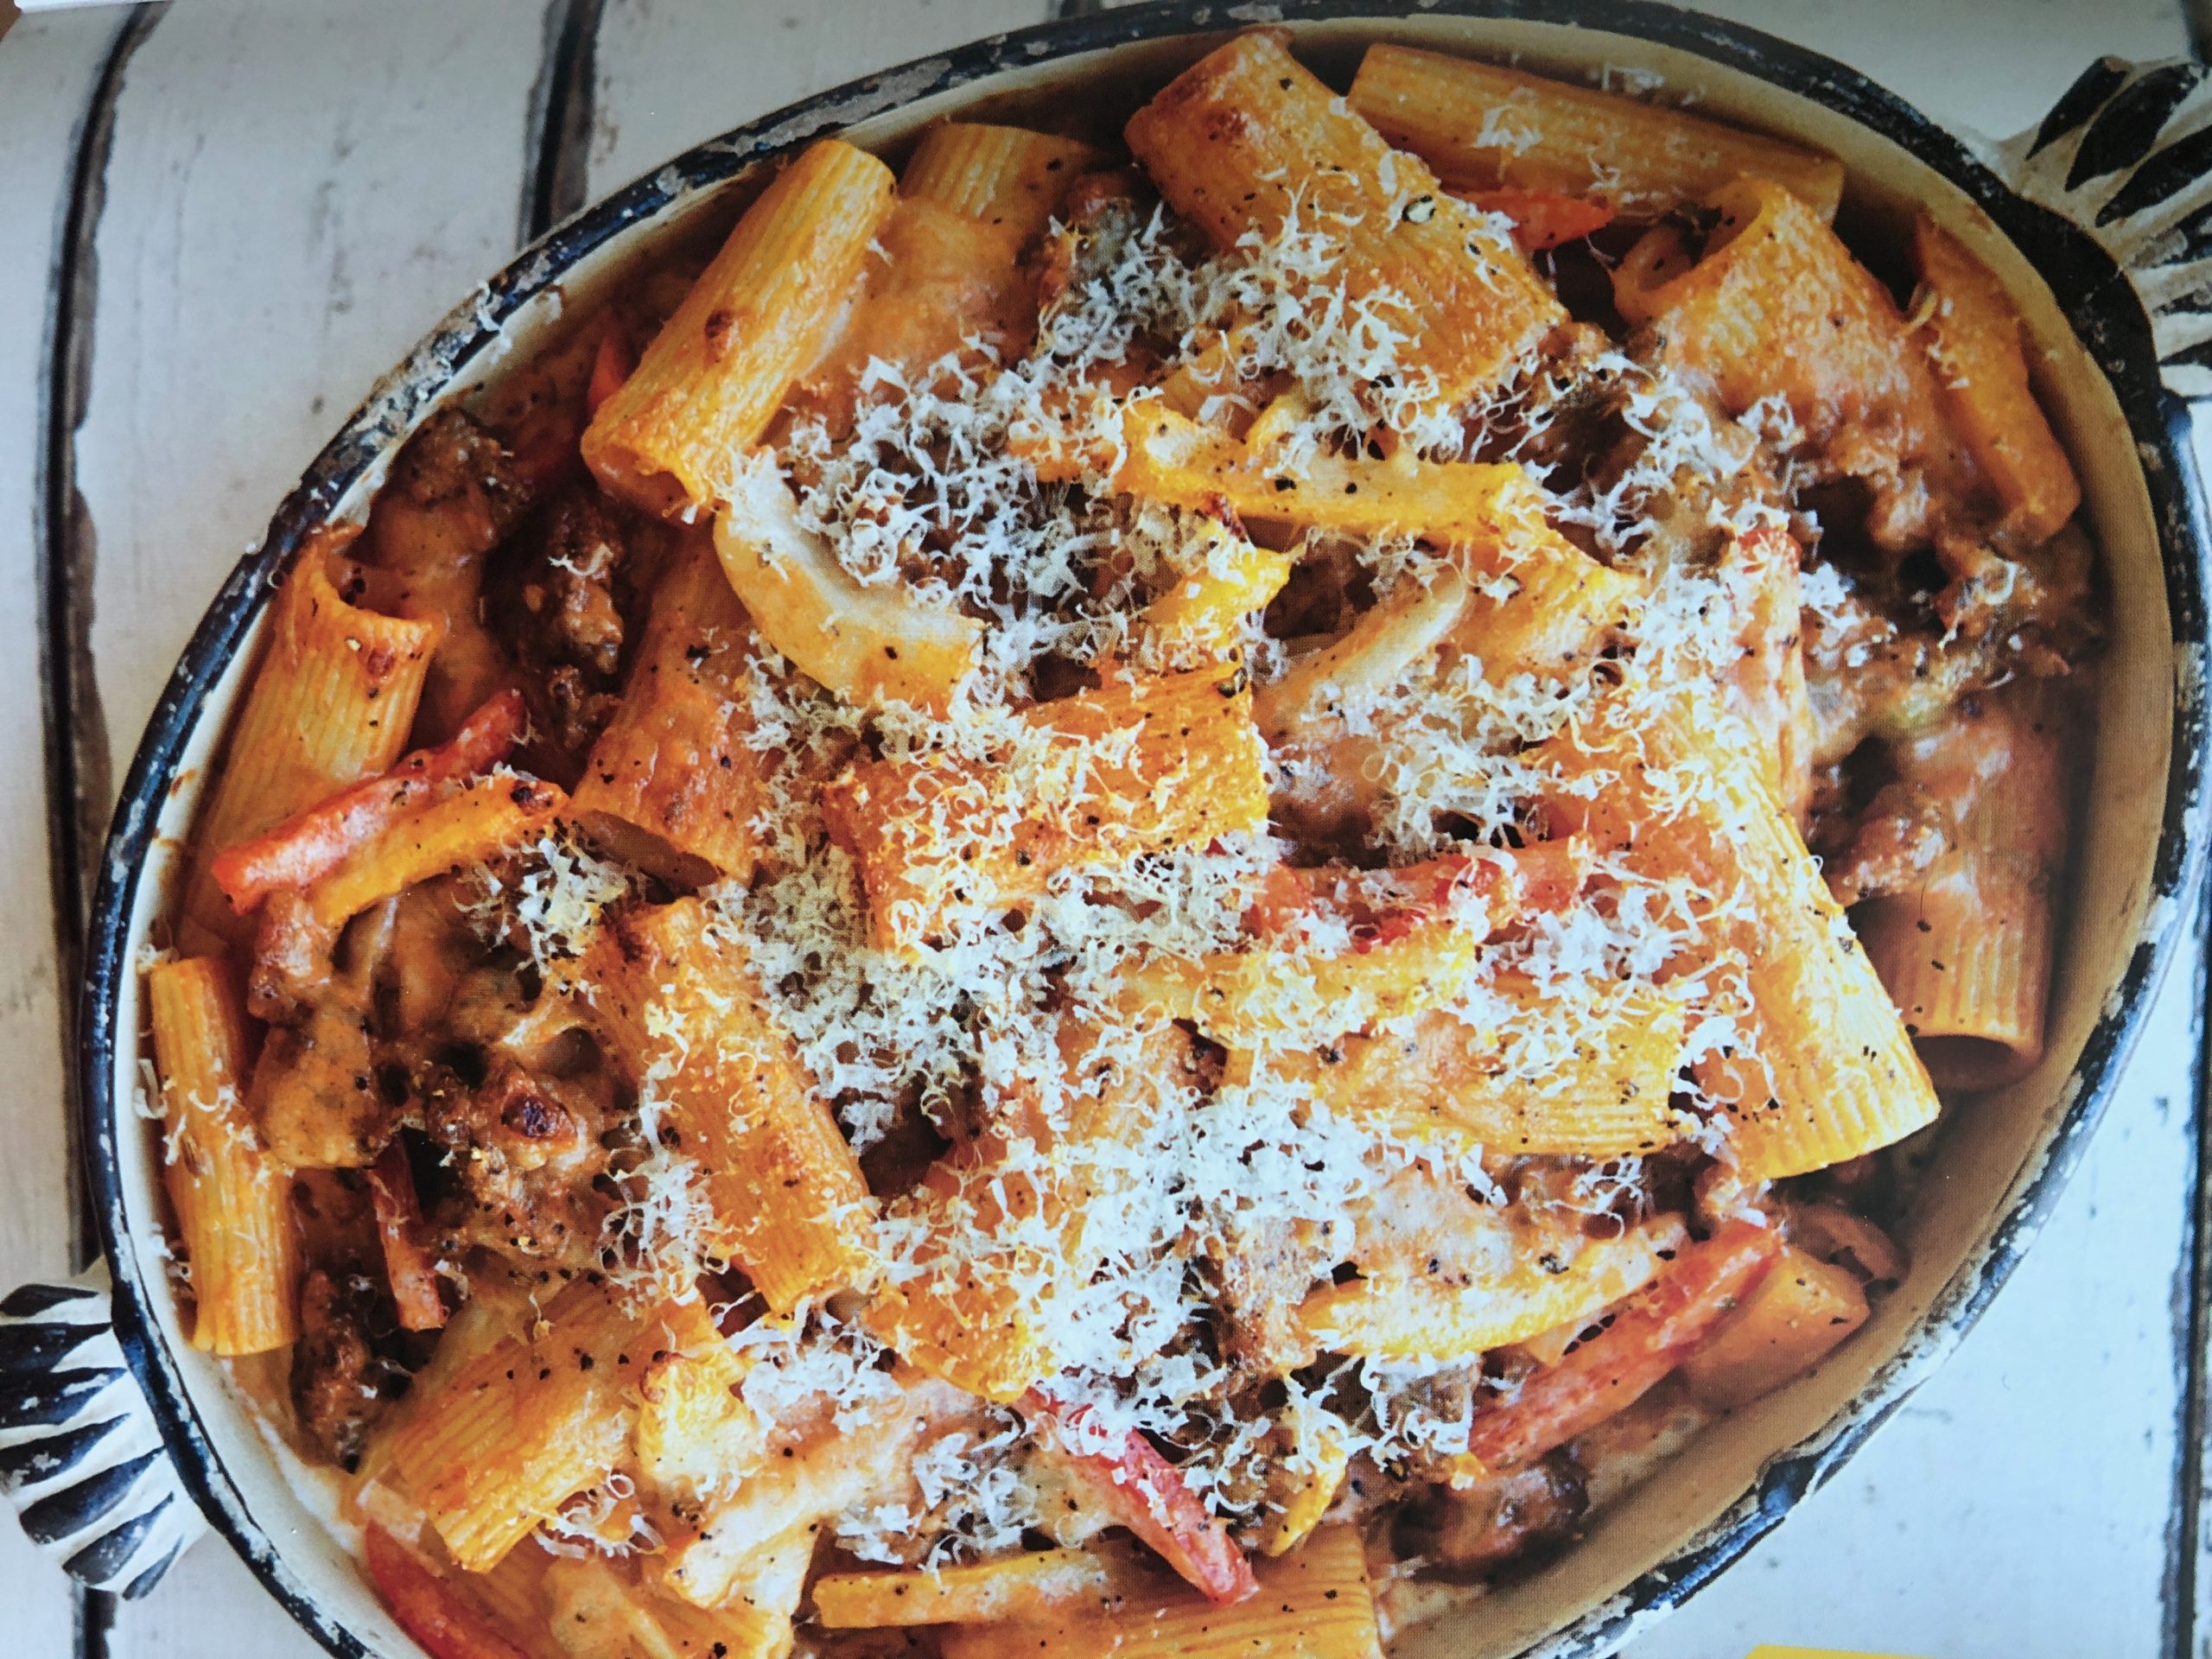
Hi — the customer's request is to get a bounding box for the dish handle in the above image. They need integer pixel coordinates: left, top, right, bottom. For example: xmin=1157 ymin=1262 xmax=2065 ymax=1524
xmin=2 ymin=1266 xmax=205 ymax=1598
xmin=1987 ymin=57 xmax=2212 ymax=400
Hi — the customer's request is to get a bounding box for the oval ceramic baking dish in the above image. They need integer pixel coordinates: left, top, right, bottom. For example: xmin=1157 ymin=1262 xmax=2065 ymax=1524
xmin=4 ymin=5 xmax=2209 ymax=1656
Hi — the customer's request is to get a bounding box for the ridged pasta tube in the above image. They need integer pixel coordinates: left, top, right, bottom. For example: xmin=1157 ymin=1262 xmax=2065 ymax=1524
xmin=1259 ymin=978 xmax=1689 ymax=1158
xmin=1856 ymin=679 xmax=2072 ymax=1089
xmin=147 ymin=957 xmax=302 ymax=1356
xmin=583 ymin=139 xmax=896 ymax=516
xmin=1348 ymin=44 xmax=1844 ymax=220
xmin=900 ymin=122 xmax=1103 ymax=245
xmin=584 ymin=898 xmax=877 ymax=1310
xmin=941 ymin=1523 xmax=1382 ymax=1659
xmin=824 ymin=669 xmax=1268 ymax=953
xmin=1542 ymin=677 xmax=1940 ymax=1180
xmin=181 ymin=538 xmax=441 ymax=952
xmin=1911 ymin=214 xmax=2082 ymax=549
xmin=1126 ymin=30 xmax=1563 ymax=417
xmin=381 ymin=1279 xmax=665 ymax=1571
xmin=571 ymin=535 xmax=771 ymax=883
xmin=1295 ymin=1215 xmax=1690 ymax=1363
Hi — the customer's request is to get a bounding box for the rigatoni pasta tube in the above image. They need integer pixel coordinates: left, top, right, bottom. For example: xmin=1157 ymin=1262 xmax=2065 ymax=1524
xmin=1348 ymin=44 xmax=1845 ymax=220
xmin=1109 ymin=401 xmax=1549 ymax=568
xmin=1678 ymin=1243 xmax=1869 ymax=1408
xmin=1106 ymin=405 xmax=1632 ymax=677
xmin=1295 ymin=1215 xmax=1688 ymax=1363
xmin=543 ymin=1553 xmax=792 ymax=1659
xmin=900 ymin=123 xmax=1101 ymax=243
xmin=1118 ymin=920 xmax=1480 ymax=1049
xmin=583 ymin=139 xmax=895 ymax=516
xmin=442 ymin=1509 xmax=546 ymax=1634
xmin=871 ymin=1021 xmax=1190 ymax=1403
xmin=1857 ymin=679 xmax=2072 ymax=1089
xmin=1128 ymin=510 xmax=1293 ymax=676
xmin=1128 ymin=847 xmax=1584 ymax=1048
xmin=1125 ymin=30 xmax=1563 ymax=416
xmin=814 ymin=1548 xmax=1120 ymax=1629
xmin=634 ymin=1298 xmax=767 ymax=1503
xmin=942 ymin=1524 xmax=1382 ymax=1659
xmin=1254 ymin=574 xmax=1470 ymax=744
xmin=791 ymin=127 xmax=1095 ymax=437
xmin=1453 ymin=541 xmax=1644 ymax=683
xmin=1911 ymin=214 xmax=2081 ymax=548
xmin=302 ymin=772 xmax=564 ymax=929
xmin=585 ymin=898 xmax=876 ymax=1310
xmin=360 ymin=1526 xmax=541 ymax=1659
xmin=714 ymin=450 xmax=981 ymax=714
xmin=382 ymin=1278 xmax=658 ymax=1571
xmin=147 ymin=957 xmax=301 ymax=1356
xmin=1542 ymin=677 xmax=1940 ymax=1181
xmin=181 ymin=538 xmax=442 ymax=953
xmin=207 ymin=688 xmax=524 ymax=912
xmin=1867 ymin=857 xmax=2056 ymax=1090
xmin=1612 ymin=179 xmax=1967 ymax=532
xmin=823 ymin=669 xmax=1268 ymax=953
xmin=571 ymin=534 xmax=770 ymax=883
xmin=1261 ymin=980 xmax=1688 ymax=1158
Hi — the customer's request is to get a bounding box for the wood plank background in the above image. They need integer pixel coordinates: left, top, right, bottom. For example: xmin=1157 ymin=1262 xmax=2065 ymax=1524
xmin=0 ymin=2 xmax=2203 ymax=1656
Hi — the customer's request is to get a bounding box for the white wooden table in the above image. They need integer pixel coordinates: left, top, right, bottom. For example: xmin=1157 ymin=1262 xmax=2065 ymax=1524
xmin=0 ymin=3 xmax=2205 ymax=1656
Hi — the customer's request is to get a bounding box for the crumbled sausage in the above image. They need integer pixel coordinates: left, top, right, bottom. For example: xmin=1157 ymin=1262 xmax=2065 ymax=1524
xmin=494 ymin=486 xmax=635 ymax=777
xmin=1397 ymin=1453 xmax=1586 ymax=1574
xmin=420 ymin=1053 xmax=611 ymax=1269
xmin=289 ymin=1268 xmax=410 ymax=1471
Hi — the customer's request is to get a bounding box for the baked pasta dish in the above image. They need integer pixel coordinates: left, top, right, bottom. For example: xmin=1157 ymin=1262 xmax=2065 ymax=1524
xmin=143 ymin=30 xmax=2094 ymax=1658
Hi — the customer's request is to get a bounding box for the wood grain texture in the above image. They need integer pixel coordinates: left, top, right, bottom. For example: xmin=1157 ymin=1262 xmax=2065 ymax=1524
xmin=582 ymin=0 xmax=1054 ymax=200
xmin=62 ymin=2 xmax=556 ymax=1653
xmin=70 ymin=0 xmax=557 ymax=822
xmin=0 ymin=10 xmax=129 ymax=1656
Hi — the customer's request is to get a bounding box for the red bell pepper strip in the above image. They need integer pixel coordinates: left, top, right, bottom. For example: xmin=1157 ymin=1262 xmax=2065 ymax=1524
xmin=363 ymin=1525 xmax=531 ymax=1659
xmin=1464 ymin=1217 xmax=1783 ymax=1473
xmin=1022 ymin=1389 xmax=1258 ymax=1605
xmin=209 ymin=689 xmax=525 ymax=913
xmin=365 ymin=1142 xmax=448 ymax=1332
xmin=587 ymin=326 xmax=636 ymax=417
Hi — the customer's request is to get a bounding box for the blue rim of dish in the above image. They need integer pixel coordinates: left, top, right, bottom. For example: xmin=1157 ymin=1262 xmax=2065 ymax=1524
xmin=73 ymin=3 xmax=2212 ymax=1656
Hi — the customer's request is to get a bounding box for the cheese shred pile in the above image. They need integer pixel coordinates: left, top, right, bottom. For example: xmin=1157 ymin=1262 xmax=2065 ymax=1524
xmin=495 ymin=157 xmax=1827 ymax=1567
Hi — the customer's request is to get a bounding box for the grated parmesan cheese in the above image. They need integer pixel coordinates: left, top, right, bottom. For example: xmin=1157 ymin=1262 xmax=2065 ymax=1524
xmin=553 ymin=123 xmax=1885 ymax=1570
